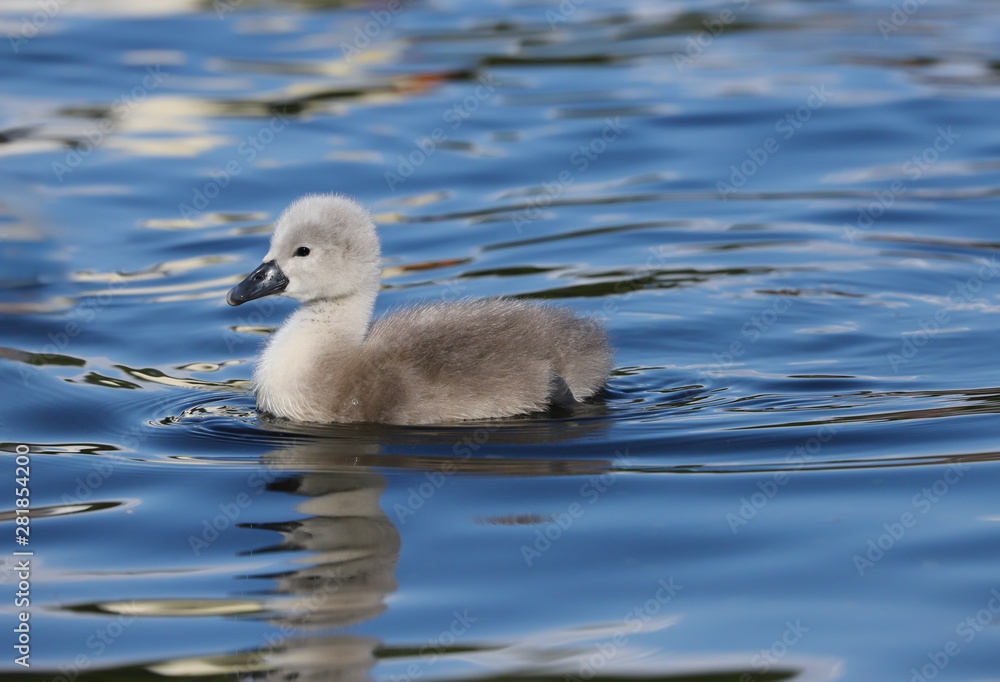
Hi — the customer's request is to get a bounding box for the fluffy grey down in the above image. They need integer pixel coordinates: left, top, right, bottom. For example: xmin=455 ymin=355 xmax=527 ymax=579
xmin=316 ymin=299 xmax=611 ymax=423
xmin=229 ymin=194 xmax=613 ymax=424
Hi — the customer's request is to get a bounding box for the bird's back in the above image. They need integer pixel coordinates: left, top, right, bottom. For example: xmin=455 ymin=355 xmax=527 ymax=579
xmin=356 ymin=299 xmax=612 ymax=422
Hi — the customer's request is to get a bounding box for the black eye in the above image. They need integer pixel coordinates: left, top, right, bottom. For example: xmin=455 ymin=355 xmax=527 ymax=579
xmin=295 ymin=246 xmax=310 ymax=257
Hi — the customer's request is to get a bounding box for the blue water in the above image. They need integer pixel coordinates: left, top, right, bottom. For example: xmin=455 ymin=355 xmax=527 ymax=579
xmin=2 ymin=1 xmax=1000 ymax=680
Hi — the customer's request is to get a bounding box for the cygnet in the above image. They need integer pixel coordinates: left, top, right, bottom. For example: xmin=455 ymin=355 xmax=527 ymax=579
xmin=227 ymin=194 xmax=613 ymax=424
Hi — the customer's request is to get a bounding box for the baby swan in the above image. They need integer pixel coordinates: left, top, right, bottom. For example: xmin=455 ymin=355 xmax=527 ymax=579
xmin=227 ymin=194 xmax=613 ymax=425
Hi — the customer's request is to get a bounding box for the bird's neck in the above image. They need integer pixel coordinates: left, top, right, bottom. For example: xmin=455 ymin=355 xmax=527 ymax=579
xmin=252 ymin=290 xmax=377 ymax=421
xmin=290 ymin=290 xmax=376 ymax=348
xmin=259 ymin=291 xmax=377 ymax=385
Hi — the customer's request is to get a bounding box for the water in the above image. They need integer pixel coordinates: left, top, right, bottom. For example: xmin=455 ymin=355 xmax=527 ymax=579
xmin=2 ymin=0 xmax=1000 ymax=680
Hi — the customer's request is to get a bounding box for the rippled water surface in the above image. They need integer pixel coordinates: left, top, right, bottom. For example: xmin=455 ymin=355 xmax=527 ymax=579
xmin=3 ymin=0 xmax=1000 ymax=680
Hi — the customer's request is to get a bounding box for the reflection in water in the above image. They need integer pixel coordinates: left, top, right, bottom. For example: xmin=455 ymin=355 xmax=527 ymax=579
xmin=0 ymin=499 xmax=122 ymax=522
xmin=50 ymin=439 xmax=847 ymax=682
xmin=62 ymin=443 xmax=399 ymax=681
xmin=230 ymin=466 xmax=398 ymax=682
xmin=0 ymin=346 xmax=85 ymax=367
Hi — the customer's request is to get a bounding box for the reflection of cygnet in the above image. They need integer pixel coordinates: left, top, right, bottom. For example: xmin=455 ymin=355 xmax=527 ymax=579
xmin=228 ymin=194 xmax=613 ymax=424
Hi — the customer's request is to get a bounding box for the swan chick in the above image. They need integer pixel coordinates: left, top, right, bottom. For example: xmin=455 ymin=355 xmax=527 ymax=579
xmin=227 ymin=194 xmax=613 ymax=424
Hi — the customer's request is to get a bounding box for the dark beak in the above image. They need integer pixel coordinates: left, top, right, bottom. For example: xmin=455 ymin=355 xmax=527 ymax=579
xmin=227 ymin=260 xmax=289 ymax=306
